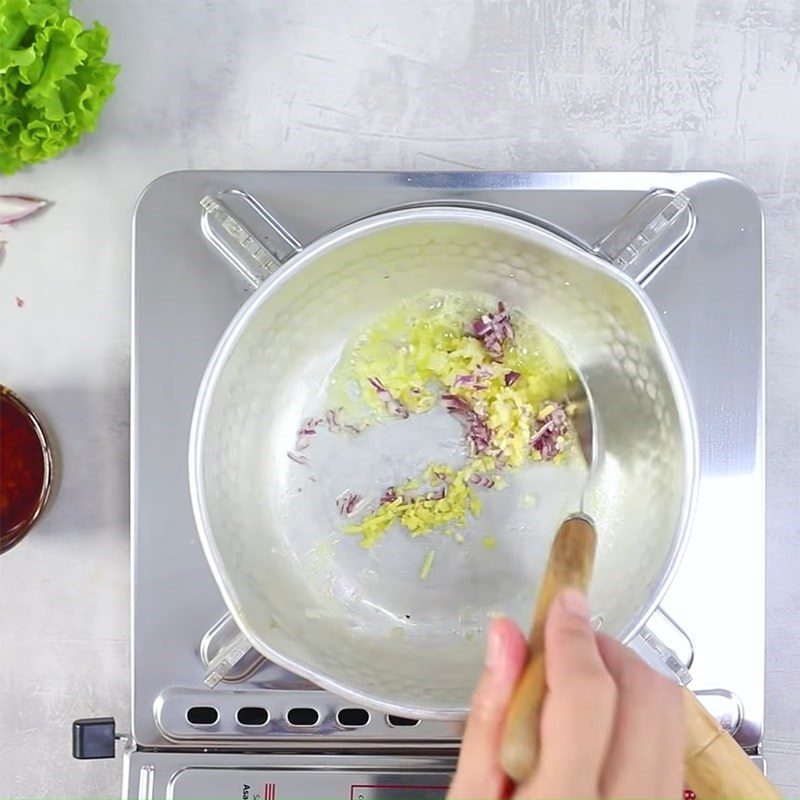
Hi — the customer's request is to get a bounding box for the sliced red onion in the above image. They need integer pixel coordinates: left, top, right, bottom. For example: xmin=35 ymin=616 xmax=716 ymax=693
xmin=380 ymin=487 xmax=399 ymax=505
xmin=295 ymin=417 xmax=324 ymax=450
xmin=530 ymin=419 xmax=554 ymax=444
xmin=453 ymin=372 xmax=488 ymax=390
xmin=381 ymin=482 xmax=448 ymax=506
xmin=504 ymin=371 xmax=521 ymax=386
xmin=336 ymin=491 xmax=364 ymax=517
xmin=325 ymin=408 xmax=361 ymax=435
xmin=531 ymin=427 xmax=559 ymax=460
xmin=441 ymin=393 xmax=472 ymax=417
xmin=471 ymin=422 xmax=492 ymax=454
xmin=0 ymin=195 xmax=49 ymax=225
xmin=368 ymin=377 xmax=409 ymax=419
xmin=287 ymin=451 xmax=311 ymax=466
xmin=425 ymin=486 xmax=447 ymax=501
xmin=471 ymin=316 xmax=492 ymax=336
xmin=544 ymin=406 xmax=569 ymax=436
xmin=325 ymin=408 xmax=343 ymax=431
xmin=536 ymin=403 xmax=569 ymax=436
xmin=469 ymin=473 xmax=495 ymax=489
xmin=433 ymin=469 xmax=452 ymax=484
xmin=441 ymin=394 xmax=492 ymax=455
xmin=530 ymin=402 xmax=570 ymax=461
xmin=468 ymin=302 xmax=515 ymax=359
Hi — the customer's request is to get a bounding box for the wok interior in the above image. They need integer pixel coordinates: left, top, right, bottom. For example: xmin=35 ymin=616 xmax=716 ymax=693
xmin=198 ymin=212 xmax=691 ymax=715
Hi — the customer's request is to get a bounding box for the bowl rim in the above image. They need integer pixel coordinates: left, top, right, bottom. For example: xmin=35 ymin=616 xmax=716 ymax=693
xmin=0 ymin=385 xmax=53 ymax=554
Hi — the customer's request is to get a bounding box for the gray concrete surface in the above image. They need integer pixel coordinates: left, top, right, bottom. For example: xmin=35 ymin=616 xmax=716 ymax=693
xmin=0 ymin=1 xmax=797 ymax=797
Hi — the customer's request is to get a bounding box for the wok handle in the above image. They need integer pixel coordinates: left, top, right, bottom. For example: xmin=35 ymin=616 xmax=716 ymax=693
xmin=200 ymin=189 xmax=303 ymax=290
xmin=499 ymin=514 xmax=597 ymax=783
xmin=202 ymin=627 xmax=254 ymax=688
xmin=592 ymin=189 xmax=694 ymax=284
xmin=683 ymin=689 xmax=781 ymax=799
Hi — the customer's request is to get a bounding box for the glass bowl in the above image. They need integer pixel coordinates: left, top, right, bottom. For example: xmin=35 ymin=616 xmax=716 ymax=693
xmin=0 ymin=386 xmax=53 ymax=554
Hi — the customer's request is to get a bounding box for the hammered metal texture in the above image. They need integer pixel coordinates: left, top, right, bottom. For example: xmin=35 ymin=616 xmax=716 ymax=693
xmin=195 ymin=209 xmax=694 ymax=716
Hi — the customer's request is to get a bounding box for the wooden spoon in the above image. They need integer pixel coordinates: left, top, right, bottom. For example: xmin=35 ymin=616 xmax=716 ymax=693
xmin=499 ymin=515 xmax=780 ymax=799
xmin=500 ymin=514 xmax=596 ymax=782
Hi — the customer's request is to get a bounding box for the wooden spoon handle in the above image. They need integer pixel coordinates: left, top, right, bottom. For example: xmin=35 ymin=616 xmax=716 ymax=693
xmin=498 ymin=513 xmax=781 ymax=798
xmin=683 ymin=688 xmax=781 ymax=799
xmin=499 ymin=514 xmax=597 ymax=783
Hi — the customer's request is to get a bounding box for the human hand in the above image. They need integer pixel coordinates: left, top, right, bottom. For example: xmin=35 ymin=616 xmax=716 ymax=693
xmin=448 ymin=588 xmax=684 ymax=799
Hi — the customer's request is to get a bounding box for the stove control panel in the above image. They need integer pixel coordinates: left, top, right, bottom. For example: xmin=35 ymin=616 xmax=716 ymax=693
xmin=168 ymin=770 xmax=448 ymax=800
xmin=125 ymin=751 xmax=455 ymax=800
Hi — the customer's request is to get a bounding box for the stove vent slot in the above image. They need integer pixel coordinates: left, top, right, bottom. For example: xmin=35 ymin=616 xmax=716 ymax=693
xmin=236 ymin=706 xmax=269 ymax=726
xmin=386 ymin=714 xmax=420 ymax=727
xmin=287 ymin=707 xmax=320 ymax=726
xmin=186 ymin=706 xmax=219 ymax=726
xmin=336 ymin=708 xmax=370 ymax=727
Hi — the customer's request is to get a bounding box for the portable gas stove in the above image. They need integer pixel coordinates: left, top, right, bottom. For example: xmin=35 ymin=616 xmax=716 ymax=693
xmin=71 ymin=171 xmax=765 ymax=798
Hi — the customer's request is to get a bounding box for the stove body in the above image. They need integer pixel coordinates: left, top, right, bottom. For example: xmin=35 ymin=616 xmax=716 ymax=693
xmin=128 ymin=172 xmax=764 ymax=799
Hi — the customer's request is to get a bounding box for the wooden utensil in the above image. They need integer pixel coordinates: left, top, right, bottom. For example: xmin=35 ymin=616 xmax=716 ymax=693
xmin=500 ymin=514 xmax=597 ymax=782
xmin=499 ymin=515 xmax=781 ymax=799
xmin=683 ymin=690 xmax=781 ymax=799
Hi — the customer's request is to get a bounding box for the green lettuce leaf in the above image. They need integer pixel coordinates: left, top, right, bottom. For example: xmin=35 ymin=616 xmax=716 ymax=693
xmin=0 ymin=0 xmax=119 ymax=174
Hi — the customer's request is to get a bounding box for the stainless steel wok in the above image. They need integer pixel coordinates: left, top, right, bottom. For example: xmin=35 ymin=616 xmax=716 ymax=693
xmin=189 ymin=196 xmax=697 ymax=718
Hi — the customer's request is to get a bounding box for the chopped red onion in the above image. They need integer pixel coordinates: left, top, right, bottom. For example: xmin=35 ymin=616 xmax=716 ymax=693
xmin=295 ymin=417 xmax=324 ymax=450
xmin=433 ymin=469 xmax=452 ymax=484
xmin=336 ymin=491 xmax=364 ymax=517
xmin=368 ymin=377 xmax=410 ymax=418
xmin=504 ymin=371 xmax=521 ymax=386
xmin=381 ymin=482 xmax=447 ymax=506
xmin=531 ymin=426 xmax=559 ymax=460
xmin=425 ymin=486 xmax=448 ymax=501
xmin=468 ymin=302 xmax=514 ymax=359
xmin=325 ymin=408 xmax=361 ymax=435
xmin=325 ymin=408 xmax=343 ymax=431
xmin=530 ymin=402 xmax=570 ymax=461
xmin=441 ymin=393 xmax=472 ymax=416
xmin=380 ymin=487 xmax=399 ymax=505
xmin=453 ymin=372 xmax=488 ymax=390
xmin=287 ymin=451 xmax=311 ymax=466
xmin=469 ymin=473 xmax=495 ymax=488
xmin=441 ymin=394 xmax=492 ymax=455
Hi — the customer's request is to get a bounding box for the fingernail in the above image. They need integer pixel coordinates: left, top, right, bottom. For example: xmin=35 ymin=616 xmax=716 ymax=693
xmin=559 ymin=588 xmax=589 ymax=619
xmin=485 ymin=620 xmax=504 ymax=670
